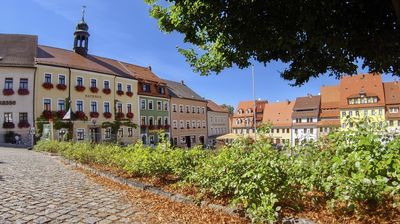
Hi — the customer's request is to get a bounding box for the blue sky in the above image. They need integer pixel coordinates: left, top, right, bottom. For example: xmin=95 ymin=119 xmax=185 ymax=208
xmin=0 ymin=1 xmax=395 ymax=107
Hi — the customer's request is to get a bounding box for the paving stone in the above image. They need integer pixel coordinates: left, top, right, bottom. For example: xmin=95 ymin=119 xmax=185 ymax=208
xmin=0 ymin=147 xmax=156 ymax=222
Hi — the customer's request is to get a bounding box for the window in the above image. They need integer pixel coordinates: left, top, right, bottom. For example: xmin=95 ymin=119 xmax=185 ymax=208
xmin=349 ymin=111 xmax=353 ymax=116
xmin=128 ymin=128 xmax=133 ymax=137
xmin=148 ymin=117 xmax=154 ymax=126
xmin=4 ymin=78 xmax=13 ymax=89
xmin=90 ymin=79 xmax=97 ymax=88
xmin=296 ymin=118 xmax=302 ymax=123
xmin=77 ymin=129 xmax=85 ymax=140
xmin=389 ymin=107 xmax=399 ymax=113
xmin=303 ymin=128 xmax=307 ymax=133
xmin=295 ymin=129 xmax=298 ymax=134
xmin=197 ymin=107 xmax=200 ymax=114
xmin=186 ymin=121 xmax=190 ymax=129
xmin=58 ymin=75 xmax=65 ymax=85
xmin=44 ymin=99 xmax=52 ymax=111
xmin=104 ymin=102 xmax=110 ymax=113
xmin=141 ymin=117 xmax=147 ymax=125
xmin=310 ymin=128 xmax=314 ymax=134
xmin=173 ymin=120 xmax=178 ymax=129
xmin=356 ymin=110 xmax=360 ymax=116
xmin=76 ymin=100 xmax=83 ymax=112
xmin=186 ymin=106 xmax=190 ymax=113
xmin=104 ymin=80 xmax=110 ymax=89
xmin=105 ymin=128 xmax=111 ymax=139
xmin=286 ymin=128 xmax=289 ymax=133
xmin=192 ymin=120 xmax=196 ymax=128
xmin=142 ymin=84 xmax=151 ymax=92
xmin=44 ymin=74 xmax=51 ymax=83
xmin=173 ymin=138 xmax=178 ymax=146
xmin=164 ymin=102 xmax=169 ymax=111
xmin=118 ymin=128 xmax=124 ymax=137
xmin=117 ymin=103 xmax=123 ymax=113
xmin=19 ymin=113 xmax=28 ymax=122
xmin=172 ymin=104 xmax=177 ymax=112
xmin=372 ymin=110 xmax=376 ymax=115
xmin=202 ymin=121 xmax=206 ymax=128
xmin=179 ymin=120 xmax=184 ymax=128
xmin=127 ymin=84 xmax=132 ymax=93
xmin=197 ymin=121 xmax=201 ymax=128
xmin=19 ymin=78 xmax=28 ymax=89
xmin=91 ymin=101 xmax=97 ymax=112
xmin=342 ymin=111 xmax=346 ymax=117
xmin=390 ymin=120 xmax=394 ymax=126
xmin=158 ymin=86 xmax=165 ymax=94
xmin=76 ymin=77 xmax=83 ymax=86
xmin=179 ymin=105 xmax=183 ymax=113
xmin=127 ymin=104 xmax=132 ymax=113
xmin=180 ymin=136 xmax=186 ymax=143
xmin=191 ymin=135 xmax=196 ymax=144
xmin=379 ymin=109 xmax=383 ymax=115
xmin=202 ymin=107 xmax=205 ymax=114
xmin=148 ymin=100 xmax=153 ymax=110
xmin=157 ymin=101 xmax=162 ymax=110
xmin=117 ymin=83 xmax=122 ymax=91
xmin=164 ymin=117 xmax=169 ymax=125
xmin=276 ymin=129 xmax=280 ymax=133
xmin=157 ymin=117 xmax=163 ymax=125
xmin=4 ymin=112 xmax=12 ymax=122
xmin=142 ymin=135 xmax=147 ymax=144
xmin=58 ymin=100 xmax=65 ymax=111
xmin=141 ymin=99 xmax=146 ymax=110
xmin=192 ymin=106 xmax=196 ymax=113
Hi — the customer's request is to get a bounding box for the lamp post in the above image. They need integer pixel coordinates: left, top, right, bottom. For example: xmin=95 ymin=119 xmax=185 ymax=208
xmin=252 ymin=65 xmax=257 ymax=142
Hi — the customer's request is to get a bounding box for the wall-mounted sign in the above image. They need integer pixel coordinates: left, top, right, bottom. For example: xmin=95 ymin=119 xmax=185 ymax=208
xmin=85 ymin=94 xmax=102 ymax=99
xmin=0 ymin=100 xmax=16 ymax=105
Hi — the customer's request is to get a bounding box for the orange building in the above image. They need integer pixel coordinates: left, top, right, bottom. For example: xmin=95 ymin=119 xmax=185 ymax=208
xmin=232 ymin=100 xmax=267 ymax=134
xmin=262 ymin=100 xmax=294 ymax=145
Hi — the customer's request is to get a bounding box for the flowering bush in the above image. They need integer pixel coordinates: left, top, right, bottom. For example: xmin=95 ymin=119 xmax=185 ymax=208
xmin=126 ymin=112 xmax=134 ymax=119
xmin=103 ymin=112 xmax=112 ymax=119
xmin=102 ymin=88 xmax=111 ymax=94
xmin=18 ymin=120 xmax=30 ymax=128
xmin=90 ymin=112 xmax=99 ymax=118
xmin=17 ymin=88 xmax=29 ymax=95
xmin=116 ymin=90 xmax=124 ymax=96
xmin=42 ymin=82 xmax=54 ymax=89
xmin=126 ymin=91 xmax=133 ymax=97
xmin=74 ymin=111 xmax=86 ymax=120
xmin=42 ymin=110 xmax=53 ymax=120
xmin=3 ymin=122 xmax=15 ymax=129
xmin=56 ymin=84 xmax=67 ymax=90
xmin=3 ymin=89 xmax=14 ymax=96
xmin=75 ymin=85 xmax=86 ymax=92
xmin=90 ymin=86 xmax=99 ymax=93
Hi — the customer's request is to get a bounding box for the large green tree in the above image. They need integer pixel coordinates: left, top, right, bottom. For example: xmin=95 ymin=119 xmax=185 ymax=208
xmin=145 ymin=0 xmax=400 ymax=85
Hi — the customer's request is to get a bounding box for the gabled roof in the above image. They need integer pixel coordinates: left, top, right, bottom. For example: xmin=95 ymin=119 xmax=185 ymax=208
xmin=207 ymin=100 xmax=229 ymax=113
xmin=383 ymin=81 xmax=400 ymax=105
xmin=293 ymin=95 xmax=321 ymax=111
xmin=0 ymin=34 xmax=37 ymax=67
xmin=320 ymin=85 xmax=339 ymax=109
xmin=339 ymin=73 xmax=385 ymax=108
xmin=262 ymin=101 xmax=294 ymax=127
xmin=235 ymin=100 xmax=267 ymax=113
xmin=162 ymin=79 xmax=205 ymax=101
xmin=36 ymin=45 xmax=164 ymax=83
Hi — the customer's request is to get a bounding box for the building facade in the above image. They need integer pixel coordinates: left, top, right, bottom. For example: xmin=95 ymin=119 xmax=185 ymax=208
xmin=384 ymin=81 xmax=400 ymax=132
xmin=232 ymin=100 xmax=267 ymax=134
xmin=164 ymin=80 xmax=207 ymax=148
xmin=206 ymin=100 xmax=229 ymax=146
xmin=262 ymin=100 xmax=294 ymax=145
xmin=318 ymin=85 xmax=340 ymax=136
xmin=0 ymin=34 xmax=37 ymax=145
xmin=291 ymin=95 xmax=321 ymax=145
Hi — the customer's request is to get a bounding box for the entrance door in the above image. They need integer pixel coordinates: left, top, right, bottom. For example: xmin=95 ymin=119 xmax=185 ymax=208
xmin=199 ymin=136 xmax=205 ymax=145
xmin=90 ymin=128 xmax=100 ymax=143
xmin=185 ymin=136 xmax=191 ymax=148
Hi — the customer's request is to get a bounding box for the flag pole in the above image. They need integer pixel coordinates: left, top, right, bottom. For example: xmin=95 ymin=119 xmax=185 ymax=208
xmin=252 ymin=65 xmax=257 ymax=142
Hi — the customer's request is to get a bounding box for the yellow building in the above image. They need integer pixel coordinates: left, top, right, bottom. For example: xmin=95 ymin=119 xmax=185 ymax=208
xmin=383 ymin=82 xmax=400 ymax=132
xmin=262 ymin=100 xmax=294 ymax=145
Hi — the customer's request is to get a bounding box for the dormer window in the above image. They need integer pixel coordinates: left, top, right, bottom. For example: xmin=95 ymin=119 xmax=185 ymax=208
xmin=142 ymin=84 xmax=151 ymax=92
xmin=389 ymin=107 xmax=399 ymax=113
xmin=246 ymin=108 xmax=252 ymax=114
xmin=238 ymin=109 xmax=243 ymax=114
xmin=348 ymin=96 xmax=378 ymax=105
xmin=158 ymin=86 xmax=165 ymax=94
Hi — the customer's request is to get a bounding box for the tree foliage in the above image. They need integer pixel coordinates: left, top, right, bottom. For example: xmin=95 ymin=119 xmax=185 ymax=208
xmin=145 ymin=0 xmax=400 ymax=85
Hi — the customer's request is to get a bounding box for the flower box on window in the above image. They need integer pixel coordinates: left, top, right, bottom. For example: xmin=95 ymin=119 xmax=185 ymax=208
xmin=42 ymin=110 xmax=53 ymax=120
xmin=42 ymin=82 xmax=54 ymax=89
xmin=140 ymin=124 xmax=148 ymax=129
xmin=149 ymin=125 xmax=156 ymax=130
xmin=3 ymin=89 xmax=15 ymax=96
xmin=103 ymin=112 xmax=112 ymax=119
xmin=75 ymin=85 xmax=86 ymax=92
xmin=116 ymin=112 xmax=125 ymax=119
xmin=90 ymin=86 xmax=99 ymax=93
xmin=164 ymin=124 xmax=170 ymax=129
xmin=90 ymin=112 xmax=99 ymax=118
xmin=157 ymin=124 xmax=163 ymax=129
xmin=102 ymin=88 xmax=111 ymax=95
xmin=74 ymin=111 xmax=86 ymax=120
xmin=56 ymin=84 xmax=67 ymax=90
xmin=18 ymin=120 xmax=30 ymax=128
xmin=56 ymin=110 xmax=66 ymax=119
xmin=3 ymin=122 xmax=15 ymax=129
xmin=116 ymin=90 xmax=124 ymax=96
xmin=17 ymin=88 xmax=29 ymax=95
xmin=126 ymin=91 xmax=133 ymax=97
xmin=126 ymin=112 xmax=134 ymax=119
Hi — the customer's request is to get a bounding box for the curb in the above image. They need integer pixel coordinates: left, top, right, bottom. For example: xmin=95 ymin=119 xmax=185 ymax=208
xmin=56 ymin=156 xmax=242 ymax=217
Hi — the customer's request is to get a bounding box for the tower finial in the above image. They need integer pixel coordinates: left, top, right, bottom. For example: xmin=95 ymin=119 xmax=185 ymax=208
xmin=81 ymin=5 xmax=86 ymax=22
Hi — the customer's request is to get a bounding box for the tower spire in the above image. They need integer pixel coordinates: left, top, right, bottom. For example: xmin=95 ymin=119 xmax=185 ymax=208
xmin=81 ymin=5 xmax=86 ymax=22
xmin=73 ymin=6 xmax=90 ymax=56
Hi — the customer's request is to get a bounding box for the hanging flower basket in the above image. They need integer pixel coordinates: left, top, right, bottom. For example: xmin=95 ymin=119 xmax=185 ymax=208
xmin=126 ymin=91 xmax=133 ymax=97
xmin=18 ymin=120 xmax=30 ymax=128
xmin=56 ymin=84 xmax=67 ymax=90
xmin=42 ymin=110 xmax=53 ymax=120
xmin=56 ymin=110 xmax=66 ymax=119
xmin=3 ymin=89 xmax=15 ymax=96
xmin=116 ymin=90 xmax=124 ymax=96
xmin=116 ymin=112 xmax=125 ymax=119
xmin=42 ymin=82 xmax=54 ymax=89
xmin=103 ymin=112 xmax=112 ymax=119
xmin=17 ymin=88 xmax=29 ymax=95
xmin=3 ymin=122 xmax=15 ymax=129
xmin=90 ymin=112 xmax=99 ymax=118
xmin=75 ymin=85 xmax=86 ymax=92
xmin=90 ymin=86 xmax=99 ymax=93
xmin=126 ymin=112 xmax=134 ymax=119
xmin=102 ymin=88 xmax=111 ymax=94
xmin=75 ymin=111 xmax=86 ymax=120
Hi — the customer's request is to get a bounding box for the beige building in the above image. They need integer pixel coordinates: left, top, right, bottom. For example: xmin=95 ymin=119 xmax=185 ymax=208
xmin=232 ymin=100 xmax=267 ymax=134
xmin=0 ymin=34 xmax=37 ymax=145
xmin=206 ymin=100 xmax=229 ymax=146
xmin=164 ymin=80 xmax=207 ymax=147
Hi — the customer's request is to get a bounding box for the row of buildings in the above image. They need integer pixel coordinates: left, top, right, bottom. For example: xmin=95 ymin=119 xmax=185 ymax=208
xmin=0 ymin=16 xmax=230 ymax=147
xmin=232 ymin=74 xmax=400 ymax=146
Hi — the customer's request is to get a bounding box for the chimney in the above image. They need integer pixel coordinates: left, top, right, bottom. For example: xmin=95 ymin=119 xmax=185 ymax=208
xmin=307 ymin=93 xmax=312 ymax=98
xmin=148 ymin=66 xmax=152 ymax=71
xmin=181 ymin=80 xmax=185 ymax=85
xmin=286 ymin=99 xmax=290 ymax=104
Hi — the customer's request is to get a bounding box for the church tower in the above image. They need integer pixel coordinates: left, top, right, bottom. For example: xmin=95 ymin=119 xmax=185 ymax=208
xmin=73 ymin=6 xmax=90 ymax=57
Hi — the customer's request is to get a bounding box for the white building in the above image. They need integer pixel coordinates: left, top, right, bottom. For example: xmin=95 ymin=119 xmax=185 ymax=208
xmin=206 ymin=100 xmax=229 ymax=146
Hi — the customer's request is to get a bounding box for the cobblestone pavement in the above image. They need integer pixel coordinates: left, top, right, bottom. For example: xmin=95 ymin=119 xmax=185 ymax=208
xmin=0 ymin=147 xmax=154 ymax=223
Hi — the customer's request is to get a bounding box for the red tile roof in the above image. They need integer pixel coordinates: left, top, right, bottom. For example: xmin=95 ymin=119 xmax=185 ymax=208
xmin=0 ymin=34 xmax=37 ymax=67
xmin=207 ymin=100 xmax=229 ymax=113
xmin=383 ymin=82 xmax=400 ymax=105
xmin=320 ymin=85 xmax=339 ymax=109
xmin=317 ymin=119 xmax=340 ymax=127
xmin=262 ymin=101 xmax=294 ymax=127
